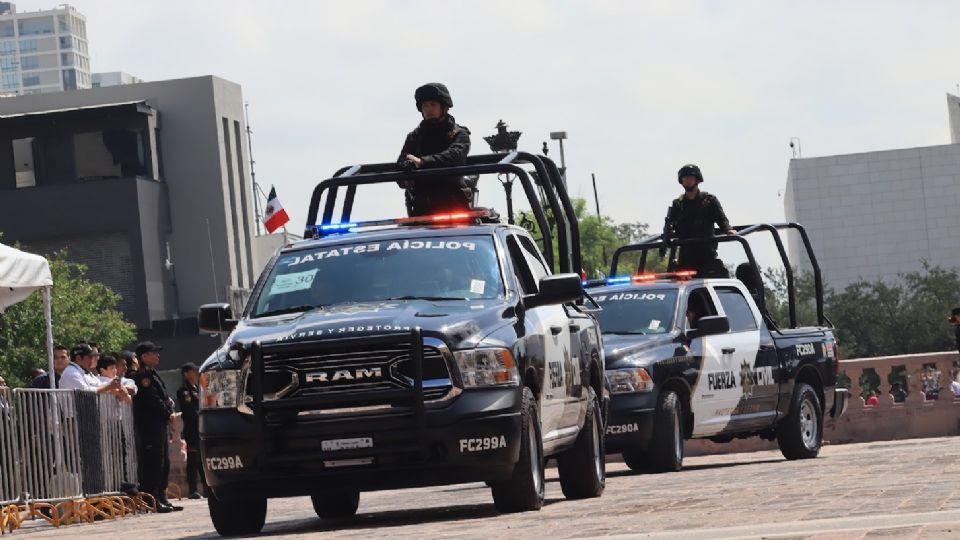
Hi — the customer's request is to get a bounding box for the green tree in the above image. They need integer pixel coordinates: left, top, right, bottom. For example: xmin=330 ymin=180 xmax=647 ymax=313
xmin=0 ymin=251 xmax=136 ymax=387
xmin=823 ymin=262 xmax=960 ymax=359
xmin=762 ymin=267 xmax=820 ymax=328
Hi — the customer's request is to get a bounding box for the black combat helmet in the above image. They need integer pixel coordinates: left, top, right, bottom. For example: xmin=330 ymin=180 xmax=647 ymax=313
xmin=415 ymin=82 xmax=453 ymax=111
xmin=677 ymin=164 xmax=704 ymax=184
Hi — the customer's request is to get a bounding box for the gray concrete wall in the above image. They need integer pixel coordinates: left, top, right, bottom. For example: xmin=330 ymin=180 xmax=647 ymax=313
xmin=784 ymin=143 xmax=960 ymax=290
xmin=0 ymin=177 xmax=164 ymax=327
xmin=0 ymin=75 xmax=256 ymax=321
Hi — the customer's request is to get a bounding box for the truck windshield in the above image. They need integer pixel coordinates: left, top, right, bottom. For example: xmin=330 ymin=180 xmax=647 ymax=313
xmin=594 ymin=289 xmax=679 ymax=335
xmin=251 ymin=235 xmax=503 ymax=317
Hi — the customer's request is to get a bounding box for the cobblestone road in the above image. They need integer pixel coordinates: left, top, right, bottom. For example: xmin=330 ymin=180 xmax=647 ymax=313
xmin=15 ymin=437 xmax=960 ymax=539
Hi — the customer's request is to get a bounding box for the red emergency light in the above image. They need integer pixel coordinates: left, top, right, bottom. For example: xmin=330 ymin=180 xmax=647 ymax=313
xmin=310 ymin=208 xmax=493 ymax=238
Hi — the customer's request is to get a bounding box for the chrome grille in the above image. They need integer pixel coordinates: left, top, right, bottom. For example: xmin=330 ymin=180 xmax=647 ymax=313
xmin=250 ymin=341 xmax=455 ymax=404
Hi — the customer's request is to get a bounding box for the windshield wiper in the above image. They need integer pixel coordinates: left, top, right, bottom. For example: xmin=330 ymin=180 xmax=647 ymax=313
xmin=253 ymin=305 xmax=321 ymax=319
xmin=602 ymin=330 xmax=647 ymax=335
xmin=384 ymin=296 xmax=469 ymax=301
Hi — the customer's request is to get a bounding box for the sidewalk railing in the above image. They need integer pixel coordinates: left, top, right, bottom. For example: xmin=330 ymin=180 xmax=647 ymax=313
xmin=0 ymin=388 xmax=148 ymax=534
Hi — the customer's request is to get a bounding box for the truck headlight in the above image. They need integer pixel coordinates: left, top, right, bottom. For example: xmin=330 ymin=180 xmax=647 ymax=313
xmin=605 ymin=368 xmax=654 ymax=394
xmin=454 ymin=348 xmax=519 ymax=388
xmin=200 ymin=369 xmax=241 ymax=409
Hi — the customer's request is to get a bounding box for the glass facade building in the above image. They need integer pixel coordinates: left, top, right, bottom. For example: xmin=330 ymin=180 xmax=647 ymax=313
xmin=0 ymin=3 xmax=91 ymax=97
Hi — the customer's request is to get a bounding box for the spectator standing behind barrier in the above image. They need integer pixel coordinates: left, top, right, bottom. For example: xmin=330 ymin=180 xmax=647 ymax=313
xmin=112 ymin=352 xmax=138 ymax=397
xmin=949 ymin=308 xmax=960 ymax=355
xmin=32 ymin=344 xmax=71 ymax=389
xmin=133 ymin=341 xmax=182 ymax=513
xmin=865 ymin=391 xmax=879 ymax=406
xmin=177 ymin=363 xmax=204 ymax=499
xmin=97 ymin=356 xmax=132 ymax=405
xmin=60 ymin=343 xmax=122 ymax=394
xmin=120 ymin=350 xmax=139 ymax=380
xmin=950 ymin=374 xmax=960 ymax=398
xmin=889 ymin=382 xmax=907 ymax=403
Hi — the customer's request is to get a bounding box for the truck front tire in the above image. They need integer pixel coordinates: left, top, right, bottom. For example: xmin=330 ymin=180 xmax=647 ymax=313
xmin=208 ymin=490 xmax=267 ymax=536
xmin=557 ymin=387 xmax=605 ymax=499
xmin=777 ymin=382 xmax=823 ymax=460
xmin=491 ymin=386 xmax=544 ymax=513
xmin=311 ymin=489 xmax=360 ymax=519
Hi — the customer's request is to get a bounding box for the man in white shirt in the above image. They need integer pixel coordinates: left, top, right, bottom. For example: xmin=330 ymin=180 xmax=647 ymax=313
xmin=59 ymin=343 xmax=121 ymax=394
xmin=950 ymin=374 xmax=960 ymax=399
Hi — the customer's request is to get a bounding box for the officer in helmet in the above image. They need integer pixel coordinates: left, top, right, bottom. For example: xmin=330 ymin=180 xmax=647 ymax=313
xmin=662 ymin=164 xmax=737 ymax=278
xmin=398 ymin=82 xmax=472 ymax=216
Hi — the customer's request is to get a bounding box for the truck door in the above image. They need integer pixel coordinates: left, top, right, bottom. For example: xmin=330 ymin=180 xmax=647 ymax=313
xmin=713 ymin=285 xmax=777 ymax=430
xmin=506 ymin=234 xmax=571 ymax=442
xmin=687 ymin=287 xmax=740 ymax=437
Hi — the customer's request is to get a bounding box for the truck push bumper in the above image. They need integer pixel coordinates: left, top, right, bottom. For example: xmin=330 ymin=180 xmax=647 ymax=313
xmin=830 ymin=388 xmax=849 ymax=419
xmin=201 ymin=329 xmax=522 ymax=499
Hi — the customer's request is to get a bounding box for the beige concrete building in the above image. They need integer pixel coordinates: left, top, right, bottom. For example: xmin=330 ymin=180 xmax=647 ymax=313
xmin=0 ymin=2 xmax=91 ymax=96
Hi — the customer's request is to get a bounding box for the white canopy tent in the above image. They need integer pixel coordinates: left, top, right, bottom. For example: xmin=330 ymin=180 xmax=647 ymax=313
xmin=0 ymin=242 xmax=54 ymax=387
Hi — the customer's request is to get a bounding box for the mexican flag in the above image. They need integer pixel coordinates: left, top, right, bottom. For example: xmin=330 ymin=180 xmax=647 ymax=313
xmin=263 ymin=186 xmax=290 ymax=234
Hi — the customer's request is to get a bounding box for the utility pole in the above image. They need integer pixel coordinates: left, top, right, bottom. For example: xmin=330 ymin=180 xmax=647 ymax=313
xmin=592 ymin=173 xmax=608 ymax=267
xmin=245 ymin=102 xmax=263 ymax=236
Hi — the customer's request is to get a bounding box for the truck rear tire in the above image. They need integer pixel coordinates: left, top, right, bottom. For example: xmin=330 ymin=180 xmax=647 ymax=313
xmin=207 ymin=490 xmax=267 ymax=536
xmin=557 ymin=387 xmax=605 ymax=499
xmin=622 ymin=448 xmax=650 ymax=472
xmin=491 ymin=386 xmax=544 ymax=513
xmin=777 ymin=382 xmax=823 ymax=460
xmin=311 ymin=489 xmax=360 ymax=519
xmin=648 ymin=390 xmax=683 ymax=472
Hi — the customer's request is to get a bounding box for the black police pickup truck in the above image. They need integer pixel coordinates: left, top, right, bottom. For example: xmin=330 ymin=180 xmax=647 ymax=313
xmin=196 ymin=154 xmax=606 ymax=535
xmin=590 ymin=224 xmax=848 ymax=472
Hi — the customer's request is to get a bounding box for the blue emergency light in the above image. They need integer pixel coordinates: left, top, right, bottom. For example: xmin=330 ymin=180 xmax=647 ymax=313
xmin=307 ymin=209 xmax=494 ymax=239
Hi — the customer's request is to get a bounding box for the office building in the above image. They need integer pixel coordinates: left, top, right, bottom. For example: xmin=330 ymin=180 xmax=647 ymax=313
xmin=784 ymin=94 xmax=960 ymax=289
xmin=0 ymin=3 xmax=91 ymax=96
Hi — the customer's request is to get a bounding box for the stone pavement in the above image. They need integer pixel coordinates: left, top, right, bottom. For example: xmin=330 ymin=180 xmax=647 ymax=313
xmin=14 ymin=437 xmax=960 ymax=539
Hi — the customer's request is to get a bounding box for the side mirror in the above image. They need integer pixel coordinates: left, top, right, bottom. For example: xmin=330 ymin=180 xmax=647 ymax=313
xmin=687 ymin=315 xmax=729 ymax=339
xmin=198 ymin=303 xmax=238 ymax=333
xmin=524 ymin=274 xmax=584 ymax=310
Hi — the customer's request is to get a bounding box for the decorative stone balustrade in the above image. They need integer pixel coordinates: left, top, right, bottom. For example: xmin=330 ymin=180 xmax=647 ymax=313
xmin=165 ymin=353 xmax=960 ymax=490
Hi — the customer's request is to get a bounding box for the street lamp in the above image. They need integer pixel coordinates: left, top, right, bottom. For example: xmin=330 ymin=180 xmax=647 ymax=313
xmin=484 ymin=121 xmax=523 ymax=224
xmin=550 ymin=131 xmax=567 ymax=187
xmin=789 ymin=137 xmax=802 ymax=159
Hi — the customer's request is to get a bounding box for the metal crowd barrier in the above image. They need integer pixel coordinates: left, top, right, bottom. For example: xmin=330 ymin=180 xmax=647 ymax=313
xmin=1 ymin=387 xmax=22 ymax=505
xmin=0 ymin=388 xmax=144 ymax=534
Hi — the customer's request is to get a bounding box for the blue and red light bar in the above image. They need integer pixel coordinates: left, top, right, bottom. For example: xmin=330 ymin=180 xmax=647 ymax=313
xmin=308 ymin=208 xmax=493 ymax=238
xmin=604 ymin=270 xmax=697 ymax=286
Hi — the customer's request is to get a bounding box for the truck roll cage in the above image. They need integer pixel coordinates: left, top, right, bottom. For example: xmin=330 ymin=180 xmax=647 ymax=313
xmin=305 ymin=152 xmax=580 ymax=275
xmin=609 ymin=223 xmax=828 ymax=330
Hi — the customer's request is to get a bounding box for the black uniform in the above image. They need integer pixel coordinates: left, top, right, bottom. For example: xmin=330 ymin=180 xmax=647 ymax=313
xmin=398 ymin=114 xmax=472 ymax=216
xmin=663 ymin=190 xmax=732 ymax=277
xmin=134 ymin=367 xmax=173 ymax=502
xmin=176 ymin=382 xmax=202 ymax=495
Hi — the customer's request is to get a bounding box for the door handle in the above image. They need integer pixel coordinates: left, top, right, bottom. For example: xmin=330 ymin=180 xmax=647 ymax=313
xmin=550 ymin=326 xmax=563 ymax=335
xmin=722 ymin=347 xmax=736 ymax=354
xmin=569 ymin=324 xmax=581 ymax=332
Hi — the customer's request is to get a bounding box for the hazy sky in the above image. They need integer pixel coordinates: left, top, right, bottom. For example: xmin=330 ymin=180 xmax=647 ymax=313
xmin=49 ymin=1 xmax=960 ymax=248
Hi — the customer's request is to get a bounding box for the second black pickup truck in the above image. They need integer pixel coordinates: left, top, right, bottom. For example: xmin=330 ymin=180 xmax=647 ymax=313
xmin=588 ymin=224 xmax=848 ymax=472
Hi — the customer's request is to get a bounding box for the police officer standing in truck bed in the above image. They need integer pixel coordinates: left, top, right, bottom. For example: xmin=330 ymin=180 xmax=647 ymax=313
xmin=397 ymin=82 xmax=473 ymax=216
xmin=663 ymin=164 xmax=737 ymax=278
